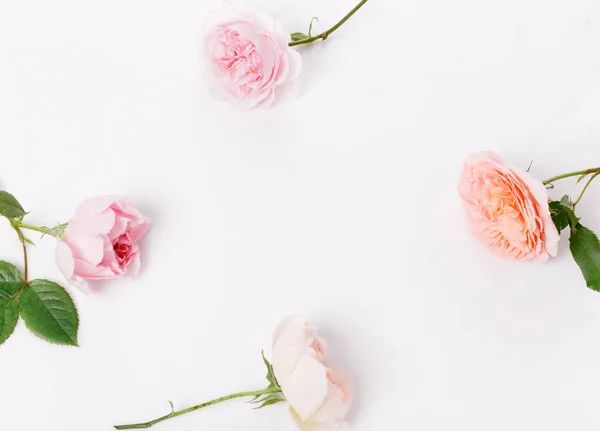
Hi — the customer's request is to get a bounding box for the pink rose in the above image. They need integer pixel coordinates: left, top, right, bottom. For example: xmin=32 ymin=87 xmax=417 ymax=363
xmin=200 ymin=3 xmax=302 ymax=109
xmin=272 ymin=316 xmax=350 ymax=430
xmin=458 ymin=152 xmax=560 ymax=261
xmin=56 ymin=196 xmax=151 ymax=289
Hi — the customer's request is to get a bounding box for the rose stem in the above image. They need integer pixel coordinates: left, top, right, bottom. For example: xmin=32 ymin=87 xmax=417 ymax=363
xmin=12 ymin=222 xmax=64 ymax=237
xmin=113 ymin=387 xmax=282 ymax=430
xmin=20 ymin=233 xmax=27 ymax=283
xmin=542 ymin=168 xmax=600 ymax=185
xmin=8 ymin=223 xmax=29 ymax=283
xmin=288 ymin=0 xmax=370 ymax=47
xmin=572 ymin=171 xmax=600 ymax=207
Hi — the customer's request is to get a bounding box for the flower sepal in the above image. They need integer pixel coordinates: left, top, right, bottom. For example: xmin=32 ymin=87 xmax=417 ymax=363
xmin=248 ymin=352 xmax=286 ymax=409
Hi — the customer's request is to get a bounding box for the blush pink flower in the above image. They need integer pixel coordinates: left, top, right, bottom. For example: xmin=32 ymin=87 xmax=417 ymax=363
xmin=458 ymin=152 xmax=560 ymax=261
xmin=56 ymin=196 xmax=151 ymax=290
xmin=200 ymin=3 xmax=302 ymax=109
xmin=272 ymin=316 xmax=350 ymax=430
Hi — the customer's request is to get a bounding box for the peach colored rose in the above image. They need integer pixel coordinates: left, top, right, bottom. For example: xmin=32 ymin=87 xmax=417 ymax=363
xmin=272 ymin=316 xmax=350 ymax=430
xmin=56 ymin=196 xmax=151 ymax=289
xmin=200 ymin=3 xmax=302 ymax=109
xmin=458 ymin=152 xmax=560 ymax=261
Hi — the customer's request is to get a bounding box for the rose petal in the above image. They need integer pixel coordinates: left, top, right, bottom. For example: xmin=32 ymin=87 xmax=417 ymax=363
xmin=310 ymin=370 xmax=351 ymax=426
xmin=74 ymin=196 xmax=129 ymax=217
xmin=108 ymin=215 xmax=130 ymax=239
xmin=73 ymin=258 xmax=119 ymax=279
xmin=55 ymin=241 xmax=75 ymax=281
xmin=128 ymin=219 xmax=151 ymax=243
xmin=126 ymin=253 xmax=141 ymax=278
xmin=281 ymin=355 xmax=329 ymax=422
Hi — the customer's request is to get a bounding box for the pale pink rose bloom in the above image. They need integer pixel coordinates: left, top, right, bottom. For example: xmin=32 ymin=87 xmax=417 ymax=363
xmin=458 ymin=152 xmax=560 ymax=261
xmin=56 ymin=196 xmax=151 ymax=290
xmin=200 ymin=2 xmax=302 ymax=109
xmin=272 ymin=316 xmax=350 ymax=430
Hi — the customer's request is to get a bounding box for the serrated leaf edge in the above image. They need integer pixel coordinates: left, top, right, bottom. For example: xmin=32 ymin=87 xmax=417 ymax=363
xmin=20 ymin=280 xmax=79 ymax=347
xmin=0 ymin=191 xmax=26 ymax=219
xmin=569 ymin=224 xmax=600 ymax=292
xmin=0 ymin=290 xmax=19 ymax=345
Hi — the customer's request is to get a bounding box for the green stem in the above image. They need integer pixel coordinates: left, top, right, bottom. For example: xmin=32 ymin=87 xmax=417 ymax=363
xmin=114 ymin=387 xmax=282 ymax=430
xmin=288 ymin=0 xmax=369 ymax=47
xmin=9 ymin=222 xmax=29 ymax=283
xmin=542 ymin=168 xmax=600 ymax=185
xmin=20 ymin=233 xmax=28 ymax=283
xmin=14 ymin=222 xmax=66 ymax=238
xmin=573 ymin=171 xmax=600 ymax=207
xmin=0 ymin=221 xmax=30 ymax=311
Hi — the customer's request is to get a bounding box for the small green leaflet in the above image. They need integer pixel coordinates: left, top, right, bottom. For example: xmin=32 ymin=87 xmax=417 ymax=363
xmin=569 ymin=224 xmax=600 ymax=292
xmin=250 ymin=392 xmax=285 ymax=409
xmin=262 ymin=351 xmax=280 ymax=389
xmin=19 ymin=279 xmax=79 ymax=346
xmin=308 ymin=17 xmax=319 ymax=37
xmin=290 ymin=16 xmax=319 ymax=42
xmin=0 ymin=261 xmax=24 ymax=345
xmin=290 ymin=32 xmax=309 ymax=42
xmin=549 ymin=200 xmax=579 ymax=233
xmin=0 ymin=191 xmax=26 ymax=219
xmin=248 ymin=352 xmax=285 ymax=409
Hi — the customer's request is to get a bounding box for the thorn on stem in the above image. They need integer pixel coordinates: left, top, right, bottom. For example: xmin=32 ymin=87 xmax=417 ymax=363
xmin=526 ymin=160 xmax=533 ymax=172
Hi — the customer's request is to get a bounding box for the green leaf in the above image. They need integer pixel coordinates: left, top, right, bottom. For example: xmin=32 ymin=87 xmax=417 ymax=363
xmin=0 ymin=191 xmax=26 ymax=219
xmin=549 ymin=201 xmax=570 ymax=233
xmin=290 ymin=32 xmax=309 ymax=42
xmin=569 ymin=224 xmax=600 ymax=292
xmin=19 ymin=279 xmax=79 ymax=346
xmin=0 ymin=290 xmax=18 ymax=346
xmin=0 ymin=261 xmax=23 ymax=346
xmin=252 ymin=392 xmax=286 ymax=409
xmin=308 ymin=16 xmax=319 ymax=37
xmin=0 ymin=261 xmax=24 ymax=296
xmin=262 ymin=351 xmax=280 ymax=389
xmin=549 ymin=201 xmax=579 ymax=233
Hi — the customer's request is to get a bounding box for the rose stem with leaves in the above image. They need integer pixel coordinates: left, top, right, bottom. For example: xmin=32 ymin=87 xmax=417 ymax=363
xmin=288 ymin=0 xmax=369 ymax=47
xmin=543 ymin=167 xmax=600 ymax=207
xmin=7 ymin=220 xmax=65 ymax=290
xmin=1 ymin=220 xmax=55 ymax=307
xmin=543 ymin=168 xmax=600 ymax=186
xmin=113 ymin=387 xmax=282 ymax=429
xmin=12 ymin=221 xmax=67 ymax=238
xmin=115 ymin=354 xmax=283 ymax=429
xmin=541 ymin=166 xmax=600 ymax=292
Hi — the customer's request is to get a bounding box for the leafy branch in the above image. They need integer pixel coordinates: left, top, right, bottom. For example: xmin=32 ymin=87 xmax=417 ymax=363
xmin=113 ymin=353 xmax=286 ymax=429
xmin=0 ymin=190 xmax=78 ymax=346
xmin=289 ymin=0 xmax=369 ymax=46
xmin=546 ymin=168 xmax=600 ymax=292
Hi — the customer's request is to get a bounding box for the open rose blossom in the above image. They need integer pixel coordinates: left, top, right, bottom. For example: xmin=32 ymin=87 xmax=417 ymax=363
xmin=200 ymin=3 xmax=302 ymax=109
xmin=458 ymin=152 xmax=560 ymax=261
xmin=272 ymin=316 xmax=351 ymax=430
xmin=56 ymin=196 xmax=151 ymax=289
xmin=113 ymin=316 xmax=350 ymax=429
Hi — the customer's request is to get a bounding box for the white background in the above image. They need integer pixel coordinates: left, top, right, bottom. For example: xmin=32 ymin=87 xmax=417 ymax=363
xmin=1 ymin=0 xmax=600 ymax=429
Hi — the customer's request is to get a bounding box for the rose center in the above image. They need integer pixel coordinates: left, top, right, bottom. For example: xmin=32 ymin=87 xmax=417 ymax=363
xmin=113 ymin=235 xmax=132 ymax=261
xmin=214 ymin=29 xmax=263 ymax=95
